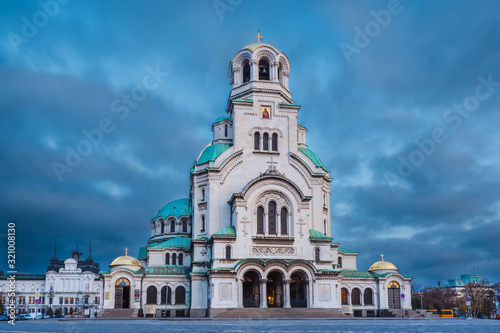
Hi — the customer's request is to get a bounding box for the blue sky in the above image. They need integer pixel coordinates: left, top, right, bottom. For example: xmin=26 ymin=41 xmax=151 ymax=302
xmin=1 ymin=0 xmax=499 ymax=288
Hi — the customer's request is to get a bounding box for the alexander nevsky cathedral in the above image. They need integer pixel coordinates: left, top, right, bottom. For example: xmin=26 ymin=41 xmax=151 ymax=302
xmin=100 ymin=35 xmax=412 ymax=318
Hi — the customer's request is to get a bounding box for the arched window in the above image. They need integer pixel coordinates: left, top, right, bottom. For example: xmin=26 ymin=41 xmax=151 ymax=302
xmin=172 ymin=253 xmax=177 ymax=265
xmin=224 ymin=124 xmax=228 ymax=137
xmin=243 ymin=61 xmax=250 ymax=83
xmin=268 ymin=201 xmax=277 ymax=234
xmin=341 ymin=288 xmax=349 ymax=305
xmin=170 ymin=220 xmax=175 ymax=233
xmin=201 ymin=215 xmax=205 ymax=232
xmin=352 ymin=288 xmax=361 ymax=305
xmin=165 ymin=253 xmax=170 ymax=265
xmin=271 ymin=133 xmax=278 ymax=151
xmin=314 ymin=248 xmax=320 ymax=261
xmin=146 ymin=286 xmax=157 ymax=304
xmin=161 ymin=286 xmax=169 ymax=304
xmin=182 ymin=220 xmax=187 ymax=233
xmin=263 ymin=133 xmax=269 ymax=151
xmin=175 ymin=286 xmax=186 ymax=304
xmin=225 ymin=245 xmax=231 ymax=259
xmin=323 ymin=220 xmax=327 ymax=234
xmin=257 ymin=206 xmax=264 ymax=234
xmin=259 ymin=59 xmax=269 ymax=80
xmin=280 ymin=207 xmax=288 ymax=235
xmin=338 ymin=256 xmax=342 ymax=268
xmin=178 ymin=253 xmax=183 ymax=266
xmin=364 ymin=288 xmax=373 ymax=305
xmin=160 ymin=220 xmax=164 ymax=234
xmin=254 ymin=132 xmax=260 ymax=150
xmin=201 ymin=188 xmax=205 ymax=201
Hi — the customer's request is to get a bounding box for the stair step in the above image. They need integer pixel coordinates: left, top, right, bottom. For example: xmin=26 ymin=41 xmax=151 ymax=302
xmin=213 ymin=308 xmax=348 ymax=318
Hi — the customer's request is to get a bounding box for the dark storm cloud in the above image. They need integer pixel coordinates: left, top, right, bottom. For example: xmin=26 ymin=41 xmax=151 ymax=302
xmin=0 ymin=0 xmax=499 ymax=287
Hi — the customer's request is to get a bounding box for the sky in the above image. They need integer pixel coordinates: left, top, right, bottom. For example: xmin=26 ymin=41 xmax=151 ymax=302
xmin=0 ymin=0 xmax=499 ymax=288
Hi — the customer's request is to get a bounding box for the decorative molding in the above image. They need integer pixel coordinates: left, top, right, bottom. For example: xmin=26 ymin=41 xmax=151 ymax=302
xmin=289 ymin=161 xmax=312 ymax=189
xmin=243 ymin=112 xmax=259 ymax=116
xmin=198 ymin=202 xmax=207 ymax=211
xmin=251 ymin=246 xmax=296 ymax=256
xmin=248 ymin=126 xmax=284 ymax=138
xmin=220 ymin=160 xmax=243 ymax=185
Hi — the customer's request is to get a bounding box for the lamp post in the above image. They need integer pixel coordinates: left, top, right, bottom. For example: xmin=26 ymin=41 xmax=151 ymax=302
xmin=49 ymin=287 xmax=54 ymax=318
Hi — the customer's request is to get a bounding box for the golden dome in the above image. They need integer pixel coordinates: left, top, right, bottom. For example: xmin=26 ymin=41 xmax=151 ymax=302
xmin=110 ymin=248 xmax=142 ymax=268
xmin=368 ymin=254 xmax=398 ymax=272
xmin=110 ymin=255 xmax=142 ymax=267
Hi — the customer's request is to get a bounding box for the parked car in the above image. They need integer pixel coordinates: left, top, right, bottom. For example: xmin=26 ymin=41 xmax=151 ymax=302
xmin=16 ymin=314 xmax=31 ymax=320
xmin=0 ymin=315 xmax=9 ymax=321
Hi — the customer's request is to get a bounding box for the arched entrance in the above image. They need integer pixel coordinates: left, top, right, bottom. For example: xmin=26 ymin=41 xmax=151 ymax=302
xmin=266 ymin=271 xmax=284 ymax=308
xmin=115 ymin=278 xmax=131 ymax=308
xmin=242 ymin=270 xmax=260 ymax=308
xmin=290 ymin=271 xmax=307 ymax=307
xmin=387 ymin=281 xmax=401 ymax=309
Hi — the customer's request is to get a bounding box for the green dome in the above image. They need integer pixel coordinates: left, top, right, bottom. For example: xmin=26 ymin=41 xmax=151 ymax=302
xmin=213 ymin=116 xmax=232 ymax=124
xmin=155 ymin=198 xmax=192 ymax=220
xmin=148 ymin=237 xmax=191 ymax=250
xmin=298 ymin=148 xmax=328 ymax=172
xmin=196 ymin=143 xmax=232 ymax=166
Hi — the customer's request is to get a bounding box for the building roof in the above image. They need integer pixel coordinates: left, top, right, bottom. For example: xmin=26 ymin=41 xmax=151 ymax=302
xmin=213 ymin=226 xmax=236 ymax=237
xmin=339 ymin=270 xmax=379 ymax=279
xmin=309 ymin=229 xmax=331 ymax=240
xmin=337 ymin=246 xmax=358 ymax=254
xmin=154 ymin=198 xmax=192 ymax=220
xmin=109 ymin=255 xmax=142 ymax=268
xmin=138 ymin=246 xmax=147 ymax=259
xmin=242 ymin=42 xmax=279 ymax=53
xmin=147 ymin=237 xmax=191 ymax=251
xmin=196 ymin=143 xmax=232 ymax=165
xmin=298 ymin=148 xmax=328 ymax=172
xmin=213 ymin=116 xmax=232 ymax=123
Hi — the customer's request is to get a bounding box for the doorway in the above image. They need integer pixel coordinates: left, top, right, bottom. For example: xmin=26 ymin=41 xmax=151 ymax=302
xmin=266 ymin=271 xmax=284 ymax=307
xmin=115 ymin=278 xmax=131 ymax=308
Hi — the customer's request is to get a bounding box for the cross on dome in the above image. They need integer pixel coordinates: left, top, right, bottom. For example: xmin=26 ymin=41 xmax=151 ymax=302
xmin=125 ymin=247 xmax=129 ymax=256
xmin=381 ymin=253 xmax=384 ymax=261
xmin=255 ymin=30 xmax=263 ymax=42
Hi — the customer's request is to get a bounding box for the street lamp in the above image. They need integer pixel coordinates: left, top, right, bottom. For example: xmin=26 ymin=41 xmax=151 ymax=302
xmin=48 ymin=287 xmax=54 ymax=318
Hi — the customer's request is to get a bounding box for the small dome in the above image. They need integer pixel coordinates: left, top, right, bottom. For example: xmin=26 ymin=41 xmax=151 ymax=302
xmin=154 ymin=198 xmax=192 ymax=220
xmin=242 ymin=42 xmax=278 ymax=53
xmin=368 ymin=254 xmax=398 ymax=272
xmin=110 ymin=255 xmax=142 ymax=268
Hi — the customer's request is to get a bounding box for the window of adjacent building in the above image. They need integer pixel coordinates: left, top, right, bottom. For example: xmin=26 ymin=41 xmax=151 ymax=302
xmin=172 ymin=253 xmax=177 ymax=265
xmin=352 ymin=288 xmax=361 ymax=305
xmin=201 ymin=215 xmax=206 ymax=232
xmin=224 ymin=124 xmax=228 ymax=137
xmin=254 ymin=132 xmax=260 ymax=150
xmin=146 ymin=286 xmax=157 ymax=304
xmin=341 ymin=288 xmax=349 ymax=305
xmin=225 ymin=245 xmax=231 ymax=259
xmin=314 ymin=248 xmax=320 ymax=261
xmin=257 ymin=206 xmax=264 ymax=234
xmin=165 ymin=253 xmax=170 ymax=265
xmin=271 ymin=133 xmax=278 ymax=152
xmin=201 ymin=188 xmax=205 ymax=201
xmin=160 ymin=220 xmax=165 ymax=234
xmin=182 ymin=220 xmax=187 ymax=233
xmin=175 ymin=286 xmax=186 ymax=304
xmin=170 ymin=220 xmax=175 ymax=233
xmin=268 ymin=201 xmax=277 ymax=234
xmin=364 ymin=288 xmax=373 ymax=305
xmin=179 ymin=253 xmax=184 ymax=266
xmin=263 ymin=133 xmax=269 ymax=151
xmin=338 ymin=256 xmax=342 ymax=268
xmin=280 ymin=207 xmax=288 ymax=234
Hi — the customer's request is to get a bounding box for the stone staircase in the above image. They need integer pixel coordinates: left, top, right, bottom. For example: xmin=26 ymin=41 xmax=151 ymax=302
xmin=213 ymin=307 xmax=348 ymax=318
xmin=97 ymin=308 xmax=139 ymax=318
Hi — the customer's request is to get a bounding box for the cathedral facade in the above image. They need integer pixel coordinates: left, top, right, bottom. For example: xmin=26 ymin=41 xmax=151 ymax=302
xmin=100 ymin=38 xmax=412 ymax=317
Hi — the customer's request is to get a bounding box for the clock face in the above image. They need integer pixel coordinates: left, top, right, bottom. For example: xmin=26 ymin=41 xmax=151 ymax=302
xmin=261 ymin=106 xmax=270 ymax=119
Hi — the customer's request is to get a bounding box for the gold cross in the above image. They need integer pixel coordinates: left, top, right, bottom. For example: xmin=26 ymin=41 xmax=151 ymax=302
xmin=125 ymin=247 xmax=128 ymax=256
xmin=255 ymin=30 xmax=263 ymax=42
xmin=381 ymin=253 xmax=384 ymax=261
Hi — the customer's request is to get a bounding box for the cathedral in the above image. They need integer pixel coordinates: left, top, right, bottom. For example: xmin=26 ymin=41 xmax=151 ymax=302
xmin=100 ymin=36 xmax=412 ymax=318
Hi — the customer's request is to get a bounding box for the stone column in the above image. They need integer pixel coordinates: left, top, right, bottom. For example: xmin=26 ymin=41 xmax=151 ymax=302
xmin=260 ymin=279 xmax=267 ymax=308
xmin=284 ymin=279 xmax=291 ymax=308
xmin=252 ymin=60 xmax=259 ymax=81
xmin=237 ymin=279 xmax=243 ymax=308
